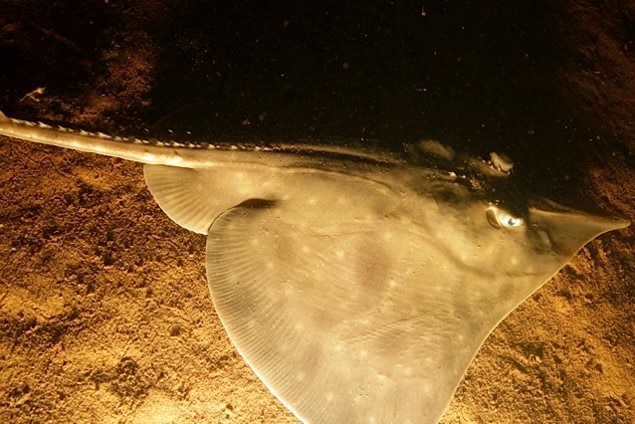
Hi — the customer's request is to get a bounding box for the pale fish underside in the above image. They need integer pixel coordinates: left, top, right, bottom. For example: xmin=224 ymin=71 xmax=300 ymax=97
xmin=0 ymin=111 xmax=629 ymax=423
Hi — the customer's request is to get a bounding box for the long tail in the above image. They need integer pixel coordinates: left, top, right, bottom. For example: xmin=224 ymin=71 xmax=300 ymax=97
xmin=0 ymin=110 xmax=285 ymax=168
xmin=0 ymin=110 xmax=400 ymax=169
xmin=0 ymin=109 xmax=204 ymax=166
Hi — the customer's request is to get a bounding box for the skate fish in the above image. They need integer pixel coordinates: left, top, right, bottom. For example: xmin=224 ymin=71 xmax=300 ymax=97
xmin=0 ymin=111 xmax=629 ymax=423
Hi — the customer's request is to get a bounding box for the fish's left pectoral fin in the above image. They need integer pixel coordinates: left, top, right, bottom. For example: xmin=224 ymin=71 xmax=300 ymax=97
xmin=205 ymin=202 xmax=475 ymax=424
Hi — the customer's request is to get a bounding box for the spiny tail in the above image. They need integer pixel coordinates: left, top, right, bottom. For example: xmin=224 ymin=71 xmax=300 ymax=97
xmin=0 ymin=110 xmax=398 ymax=169
xmin=0 ymin=110 xmax=256 ymax=168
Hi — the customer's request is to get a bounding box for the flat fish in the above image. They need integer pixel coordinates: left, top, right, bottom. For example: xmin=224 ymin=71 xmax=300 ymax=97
xmin=0 ymin=111 xmax=629 ymax=423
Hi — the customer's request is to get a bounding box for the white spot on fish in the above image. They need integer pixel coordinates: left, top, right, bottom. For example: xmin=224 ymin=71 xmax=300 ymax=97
xmin=142 ymin=152 xmax=156 ymax=162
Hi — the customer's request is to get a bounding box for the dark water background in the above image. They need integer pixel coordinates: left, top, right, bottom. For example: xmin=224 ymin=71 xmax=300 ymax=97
xmin=0 ymin=0 xmax=609 ymax=209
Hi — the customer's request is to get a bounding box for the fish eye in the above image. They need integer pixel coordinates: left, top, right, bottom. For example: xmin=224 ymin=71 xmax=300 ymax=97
xmin=500 ymin=213 xmax=523 ymax=228
xmin=486 ymin=206 xmax=524 ymax=229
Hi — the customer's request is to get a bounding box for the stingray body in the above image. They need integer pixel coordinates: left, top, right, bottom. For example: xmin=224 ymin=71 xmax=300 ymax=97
xmin=0 ymin=111 xmax=629 ymax=423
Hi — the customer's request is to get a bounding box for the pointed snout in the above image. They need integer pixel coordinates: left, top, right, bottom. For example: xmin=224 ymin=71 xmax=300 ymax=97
xmin=527 ymin=198 xmax=629 ymax=256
